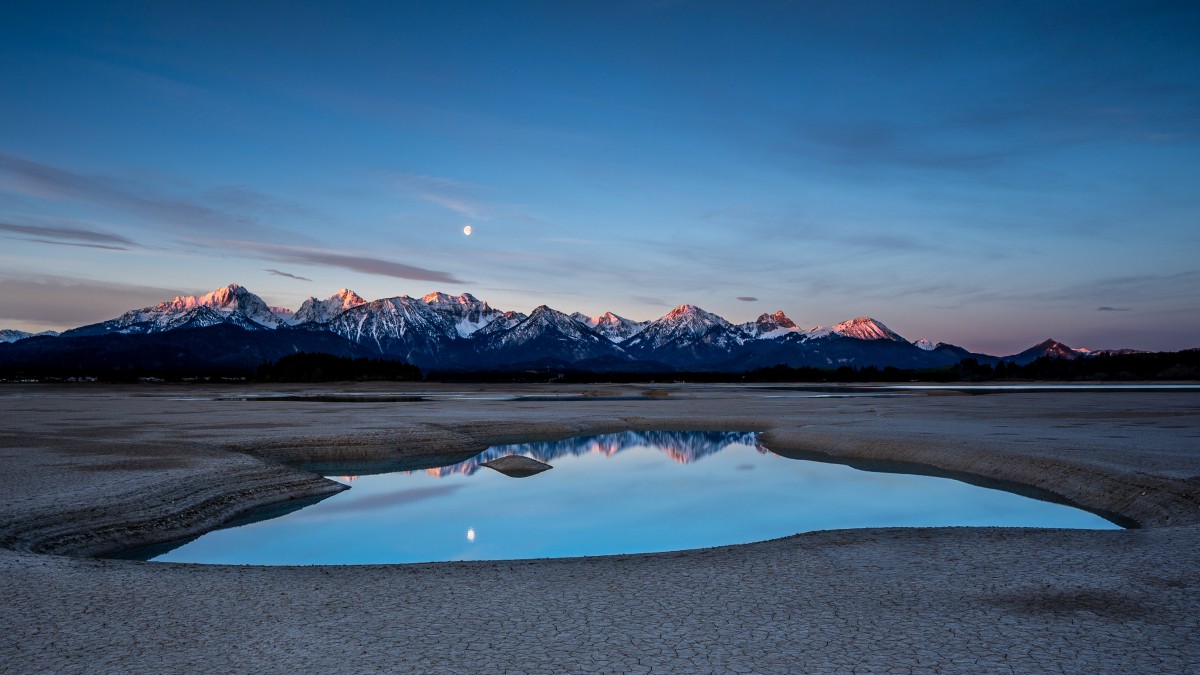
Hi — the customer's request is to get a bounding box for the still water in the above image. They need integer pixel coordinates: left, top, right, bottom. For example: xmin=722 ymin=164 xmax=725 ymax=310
xmin=150 ymin=431 xmax=1119 ymax=565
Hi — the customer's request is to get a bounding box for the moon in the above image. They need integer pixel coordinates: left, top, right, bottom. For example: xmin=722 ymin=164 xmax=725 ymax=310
xmin=463 ymin=225 xmax=472 ymax=236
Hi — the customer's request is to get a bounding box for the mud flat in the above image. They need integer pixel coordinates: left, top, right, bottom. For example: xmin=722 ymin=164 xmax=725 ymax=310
xmin=1 ymin=383 xmax=1198 ymax=672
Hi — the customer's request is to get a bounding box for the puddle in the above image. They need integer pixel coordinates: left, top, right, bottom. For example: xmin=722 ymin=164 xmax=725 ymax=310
xmin=134 ymin=431 xmax=1121 ymax=565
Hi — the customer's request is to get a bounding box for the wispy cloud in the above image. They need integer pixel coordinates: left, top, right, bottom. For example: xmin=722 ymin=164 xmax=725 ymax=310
xmin=4 ymin=237 xmax=128 ymax=251
xmin=1097 ymin=306 xmax=1133 ymax=312
xmin=0 ymin=152 xmax=298 ymax=241
xmin=264 ymin=268 xmax=313 ymax=282
xmin=0 ymin=220 xmax=138 ymax=247
xmin=633 ymin=295 xmax=669 ymax=308
xmin=737 ymin=296 xmax=758 ymax=302
xmin=392 ymin=172 xmax=491 ymax=219
xmin=223 ymin=241 xmax=467 ymax=284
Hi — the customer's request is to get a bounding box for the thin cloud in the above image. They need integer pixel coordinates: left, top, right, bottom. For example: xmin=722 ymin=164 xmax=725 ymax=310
xmin=4 ymin=237 xmax=128 ymax=251
xmin=1097 ymin=306 xmax=1133 ymax=312
xmin=0 ymin=152 xmax=294 ymax=241
xmin=392 ymin=172 xmax=491 ymax=219
xmin=264 ymin=268 xmax=313 ymax=282
xmin=224 ymin=241 xmax=467 ymax=284
xmin=633 ymin=295 xmax=668 ymax=307
xmin=737 ymin=296 xmax=759 ymax=302
xmin=0 ymin=220 xmax=138 ymax=246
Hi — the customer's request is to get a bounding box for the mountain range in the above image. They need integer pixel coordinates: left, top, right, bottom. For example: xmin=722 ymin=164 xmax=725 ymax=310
xmin=0 ymin=283 xmax=1157 ymax=374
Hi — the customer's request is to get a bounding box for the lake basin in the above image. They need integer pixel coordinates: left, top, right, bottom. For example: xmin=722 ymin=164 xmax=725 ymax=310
xmin=147 ymin=431 xmax=1120 ymax=565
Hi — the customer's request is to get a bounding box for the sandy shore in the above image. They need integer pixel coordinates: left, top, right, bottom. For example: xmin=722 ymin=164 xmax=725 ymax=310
xmin=1 ymin=383 xmax=1197 ymax=672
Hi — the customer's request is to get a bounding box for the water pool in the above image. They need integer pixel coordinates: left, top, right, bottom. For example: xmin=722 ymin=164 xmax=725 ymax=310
xmin=146 ymin=431 xmax=1120 ymax=565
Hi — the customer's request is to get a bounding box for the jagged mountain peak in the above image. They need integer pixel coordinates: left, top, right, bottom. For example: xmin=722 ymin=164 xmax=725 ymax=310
xmin=1003 ymin=338 xmax=1081 ymax=365
xmin=569 ymin=311 xmax=648 ymax=344
xmin=913 ymin=338 xmax=936 ymax=351
xmin=68 ymin=282 xmax=284 ymax=335
xmin=665 ymin=304 xmax=709 ymax=319
xmin=291 ymin=288 xmax=367 ymax=325
xmin=760 ymin=311 xmax=797 ymax=328
xmin=742 ymin=311 xmax=800 ymax=339
xmin=657 ymin=304 xmax=734 ymax=331
xmin=832 ymin=317 xmax=906 ymax=342
xmin=332 ymin=288 xmax=366 ymax=304
xmin=422 ymin=291 xmax=482 ymax=306
xmin=474 ymin=303 xmax=622 ymax=364
xmin=623 ymin=303 xmax=745 ymax=360
xmin=1 ymin=329 xmax=34 ymax=343
xmin=520 ymin=305 xmax=602 ymax=333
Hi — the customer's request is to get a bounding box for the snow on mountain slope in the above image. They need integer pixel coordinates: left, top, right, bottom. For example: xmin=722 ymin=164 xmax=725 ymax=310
xmin=625 ymin=304 xmax=746 ymax=352
xmin=1004 ymin=339 xmax=1081 ymax=365
xmin=158 ymin=284 xmax=283 ymax=328
xmin=477 ymin=306 xmax=621 ymax=362
xmin=831 ymin=317 xmax=907 ymax=342
xmin=0 ymin=329 xmax=33 ymax=343
xmin=740 ymin=311 xmax=800 ymax=339
xmin=569 ymin=311 xmax=648 ymax=343
xmin=421 ymin=291 xmax=506 ymax=337
xmin=70 ymin=283 xmax=284 ymax=335
xmin=32 ymin=281 xmax=1056 ymax=371
xmin=291 ymin=288 xmax=366 ymax=324
xmin=326 ymin=296 xmax=450 ymax=349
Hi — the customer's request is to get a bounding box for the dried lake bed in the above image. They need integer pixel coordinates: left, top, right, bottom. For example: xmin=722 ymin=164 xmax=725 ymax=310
xmin=1 ymin=383 xmax=1198 ymax=672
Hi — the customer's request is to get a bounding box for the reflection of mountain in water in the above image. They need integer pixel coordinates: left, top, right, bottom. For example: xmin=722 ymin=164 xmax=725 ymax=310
xmin=425 ymin=431 xmax=764 ymax=478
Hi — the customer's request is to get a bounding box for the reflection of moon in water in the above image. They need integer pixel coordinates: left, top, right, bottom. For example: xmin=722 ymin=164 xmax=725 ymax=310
xmin=463 ymin=225 xmax=472 ymax=236
xmin=466 ymin=528 xmax=476 ymax=542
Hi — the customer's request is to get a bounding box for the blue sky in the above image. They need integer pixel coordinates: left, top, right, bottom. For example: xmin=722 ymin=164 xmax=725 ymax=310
xmin=1 ymin=1 xmax=1197 ymax=353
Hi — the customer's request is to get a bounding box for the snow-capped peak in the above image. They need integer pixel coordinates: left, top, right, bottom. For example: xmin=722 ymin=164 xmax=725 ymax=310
xmin=486 ymin=305 xmax=606 ymax=346
xmin=742 ymin=311 xmax=801 ymax=339
xmin=332 ymin=288 xmax=367 ymax=305
xmin=291 ymin=288 xmax=367 ymax=325
xmin=832 ymin=317 xmax=906 ymax=342
xmin=422 ymin=291 xmax=482 ymax=306
xmin=661 ymin=304 xmax=735 ymax=333
xmin=1 ymin=329 xmax=34 ymax=343
xmin=420 ymin=291 xmax=502 ymax=337
xmin=569 ymin=311 xmax=648 ymax=343
xmin=623 ymin=303 xmax=746 ymax=353
xmin=913 ymin=338 xmax=936 ymax=351
xmin=101 ymin=283 xmax=285 ymax=332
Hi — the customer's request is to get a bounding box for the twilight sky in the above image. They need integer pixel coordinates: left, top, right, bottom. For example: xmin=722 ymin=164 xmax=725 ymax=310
xmin=1 ymin=1 xmax=1197 ymax=353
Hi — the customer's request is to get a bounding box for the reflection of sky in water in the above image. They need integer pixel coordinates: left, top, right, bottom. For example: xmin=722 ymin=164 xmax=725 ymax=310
xmin=154 ymin=433 xmax=1120 ymax=565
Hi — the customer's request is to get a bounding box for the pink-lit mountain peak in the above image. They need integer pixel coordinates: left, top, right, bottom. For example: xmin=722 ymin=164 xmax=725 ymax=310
xmin=741 ymin=310 xmax=801 ymax=339
xmin=596 ymin=311 xmax=631 ymax=326
xmin=291 ymin=288 xmax=367 ymax=324
xmin=159 ymin=283 xmax=250 ymax=312
xmin=660 ymin=304 xmax=734 ymax=333
xmin=144 ymin=283 xmax=283 ymax=329
xmin=831 ymin=317 xmax=906 ymax=342
xmin=761 ymin=310 xmax=797 ymax=329
xmin=421 ymin=291 xmax=484 ymax=307
xmin=666 ymin=303 xmax=704 ymax=319
xmin=330 ymin=288 xmax=366 ymax=307
xmin=569 ymin=310 xmax=648 ymax=343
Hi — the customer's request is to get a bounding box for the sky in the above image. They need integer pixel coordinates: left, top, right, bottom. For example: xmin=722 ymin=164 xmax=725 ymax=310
xmin=0 ymin=1 xmax=1197 ymax=354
